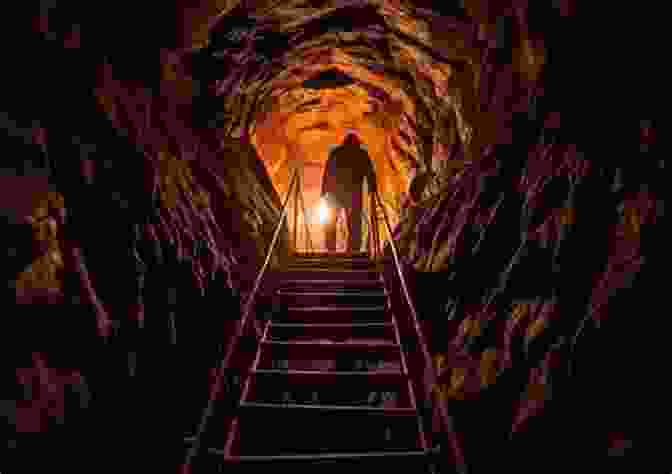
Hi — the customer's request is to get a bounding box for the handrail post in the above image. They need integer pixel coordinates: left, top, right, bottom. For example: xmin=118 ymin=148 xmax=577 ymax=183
xmin=367 ymin=191 xmax=371 ymax=259
xmin=372 ymin=191 xmax=380 ymax=261
xmin=375 ymin=194 xmax=381 ymax=259
xmin=367 ymin=189 xmax=375 ymax=261
xmin=369 ymin=190 xmax=375 ymax=260
xmin=298 ymin=179 xmax=313 ymax=253
xmin=372 ymin=190 xmax=466 ymax=473
xmin=371 ymin=207 xmax=376 ymax=260
xmin=294 ymin=167 xmax=301 ymax=253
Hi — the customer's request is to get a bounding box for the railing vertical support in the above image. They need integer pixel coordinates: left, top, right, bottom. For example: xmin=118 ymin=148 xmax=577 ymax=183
xmin=297 ymin=173 xmax=313 ymax=253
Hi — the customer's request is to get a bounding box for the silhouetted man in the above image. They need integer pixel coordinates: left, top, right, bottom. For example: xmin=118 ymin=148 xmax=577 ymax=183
xmin=321 ymin=132 xmax=377 ymax=252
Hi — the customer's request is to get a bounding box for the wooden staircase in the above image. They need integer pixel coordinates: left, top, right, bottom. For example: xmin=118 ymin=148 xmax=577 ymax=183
xmin=186 ymin=253 xmax=439 ymax=473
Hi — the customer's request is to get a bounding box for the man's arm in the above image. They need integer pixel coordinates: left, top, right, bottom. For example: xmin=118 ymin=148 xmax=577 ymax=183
xmin=321 ymin=153 xmax=336 ymax=197
xmin=365 ymin=154 xmax=377 ymax=192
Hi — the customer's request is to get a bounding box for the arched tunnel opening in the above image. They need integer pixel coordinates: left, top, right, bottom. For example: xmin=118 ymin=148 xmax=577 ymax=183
xmin=1 ymin=1 xmax=662 ymax=473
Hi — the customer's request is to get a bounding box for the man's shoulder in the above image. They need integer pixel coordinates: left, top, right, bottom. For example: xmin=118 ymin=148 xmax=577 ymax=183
xmin=330 ymin=144 xmax=370 ymax=157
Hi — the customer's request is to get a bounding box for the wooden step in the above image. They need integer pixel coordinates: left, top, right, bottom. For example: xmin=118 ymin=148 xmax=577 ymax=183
xmin=251 ymin=368 xmax=407 ymax=386
xmin=277 ymin=279 xmax=385 ymax=290
xmin=278 ymin=282 xmax=385 ymax=291
xmin=266 ymin=322 xmax=396 ymax=343
xmin=258 ymin=340 xmax=402 ymax=367
xmin=227 ymin=404 xmax=423 ymax=456
xmin=219 ymin=449 xmax=433 ymax=461
xmin=216 ymin=449 xmax=437 ymax=474
xmin=277 ymin=289 xmax=388 ymax=295
xmin=243 ymin=374 xmax=414 ymax=408
xmin=268 ymin=269 xmax=383 ymax=282
xmin=291 ymin=252 xmax=370 ymax=259
xmin=288 ymin=254 xmax=372 ymax=261
xmin=273 ymin=305 xmax=388 ymax=323
xmin=283 ymin=265 xmax=377 ymax=272
xmin=288 ymin=258 xmax=373 ymax=265
xmin=239 ymin=401 xmax=417 ymax=416
xmin=193 ymin=450 xmax=437 ymax=474
xmin=287 ymin=257 xmax=373 ymax=263
xmin=276 ymin=290 xmax=388 ymax=307
xmin=261 ymin=272 xmax=383 ymax=295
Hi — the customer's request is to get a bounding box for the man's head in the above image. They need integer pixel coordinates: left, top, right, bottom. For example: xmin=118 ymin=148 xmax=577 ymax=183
xmin=343 ymin=131 xmax=360 ymax=146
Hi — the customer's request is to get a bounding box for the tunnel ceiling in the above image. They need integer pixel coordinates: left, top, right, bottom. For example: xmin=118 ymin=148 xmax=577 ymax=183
xmin=183 ymin=0 xmax=546 ymax=220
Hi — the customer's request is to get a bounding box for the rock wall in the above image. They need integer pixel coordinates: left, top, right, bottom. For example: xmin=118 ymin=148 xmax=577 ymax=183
xmin=389 ymin=3 xmax=662 ymax=471
xmin=2 ymin=6 xmax=287 ymax=472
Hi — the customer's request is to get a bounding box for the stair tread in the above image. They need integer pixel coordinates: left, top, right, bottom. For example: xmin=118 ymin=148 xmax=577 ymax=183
xmin=287 ymin=258 xmax=374 ymax=262
xmin=279 ymin=279 xmax=384 ymax=285
xmin=266 ymin=322 xmax=396 ymax=343
xmin=285 ymin=261 xmax=376 ymax=268
xmin=283 ymin=268 xmax=378 ymax=272
xmin=288 ymin=262 xmax=373 ymax=264
xmin=262 ymin=340 xmax=399 ymax=348
xmin=253 ymin=368 xmax=405 ymax=377
xmin=274 ymin=308 xmax=389 ymax=324
xmin=286 ymin=305 xmax=386 ymax=311
xmin=292 ymin=252 xmax=369 ymax=256
xmin=270 ymin=322 xmax=393 ymax=328
xmin=279 ymin=268 xmax=380 ymax=272
xmin=288 ymin=261 xmax=373 ymax=264
xmin=214 ymin=450 xmax=438 ymax=474
xmin=259 ymin=344 xmax=403 ymax=370
xmin=229 ymin=411 xmax=423 ymax=455
xmin=244 ymin=378 xmax=414 ymax=407
xmin=268 ymin=270 xmax=383 ymax=282
xmin=288 ymin=259 xmax=384 ymax=262
xmin=277 ymin=288 xmax=388 ymax=296
xmin=285 ymin=263 xmax=375 ymax=265
xmin=239 ymin=401 xmax=417 ymax=415
xmin=287 ymin=259 xmax=373 ymax=262
xmin=218 ymin=449 xmax=432 ymax=461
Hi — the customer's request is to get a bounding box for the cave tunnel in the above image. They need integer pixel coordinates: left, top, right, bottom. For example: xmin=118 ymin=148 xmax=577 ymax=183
xmin=0 ymin=1 xmax=663 ymax=473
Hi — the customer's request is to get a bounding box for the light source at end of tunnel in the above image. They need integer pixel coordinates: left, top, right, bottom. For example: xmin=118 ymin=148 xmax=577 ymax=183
xmin=317 ymin=198 xmax=330 ymax=224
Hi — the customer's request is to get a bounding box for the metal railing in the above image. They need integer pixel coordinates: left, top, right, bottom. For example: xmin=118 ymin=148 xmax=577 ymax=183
xmin=288 ymin=164 xmax=314 ymax=253
xmin=183 ymin=171 xmax=463 ymax=470
xmin=182 ymin=168 xmax=299 ymax=473
xmin=371 ymin=189 xmax=466 ymax=473
xmin=367 ymin=190 xmax=381 ymax=260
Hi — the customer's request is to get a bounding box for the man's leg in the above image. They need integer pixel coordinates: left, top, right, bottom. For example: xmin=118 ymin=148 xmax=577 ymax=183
xmin=348 ymin=191 xmax=363 ymax=252
xmin=325 ymin=207 xmax=338 ymax=251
